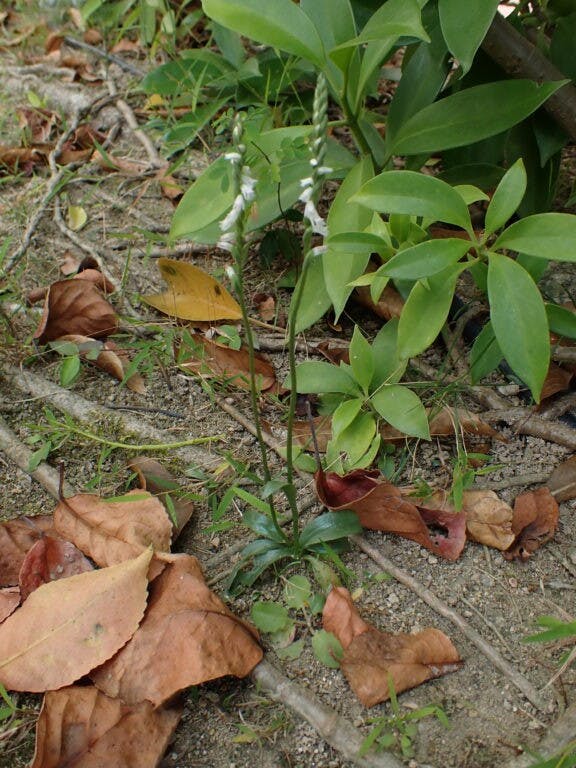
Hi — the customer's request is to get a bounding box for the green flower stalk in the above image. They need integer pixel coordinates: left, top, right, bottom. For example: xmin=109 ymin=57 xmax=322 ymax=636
xmin=219 ymin=115 xmax=286 ymax=542
xmin=285 ymin=72 xmax=330 ymax=545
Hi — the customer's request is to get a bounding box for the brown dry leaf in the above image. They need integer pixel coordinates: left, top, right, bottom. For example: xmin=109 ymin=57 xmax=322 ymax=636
xmin=316 ymin=341 xmax=350 ymax=366
xmin=252 ymin=293 xmax=276 ymax=322
xmin=504 ymin=487 xmax=559 ymax=561
xmin=141 ymin=258 xmax=242 ymax=322
xmin=0 ymin=145 xmax=49 ymax=175
xmin=54 ymin=490 xmax=172 ymax=575
xmin=354 ymin=282 xmax=405 ymax=321
xmin=0 ymin=588 xmax=20 ymax=624
xmin=19 ymin=537 xmax=93 ymax=601
xmin=0 ymin=548 xmax=152 ymax=692
xmin=547 ymin=455 xmax=576 ymax=502
xmin=540 ymin=362 xmax=574 ymax=402
xmin=158 ymin=171 xmax=184 ymax=202
xmin=323 ymin=587 xmax=462 ymax=706
xmin=17 ymin=107 xmax=60 ymax=143
xmin=179 ymin=333 xmax=277 ymax=392
xmin=31 ymin=685 xmax=182 ymax=768
xmin=429 ymin=406 xmax=501 ymax=440
xmin=58 ymin=334 xmax=146 ymax=393
xmin=293 ymin=415 xmax=332 ymax=452
xmin=128 ymin=456 xmax=194 ymax=538
xmin=83 ymin=28 xmax=103 ymax=45
xmin=33 ymin=279 xmax=118 ymax=345
xmin=0 ymin=516 xmax=56 ymax=587
xmin=92 ymin=555 xmax=263 ymax=706
xmin=316 ymin=469 xmax=466 ymax=560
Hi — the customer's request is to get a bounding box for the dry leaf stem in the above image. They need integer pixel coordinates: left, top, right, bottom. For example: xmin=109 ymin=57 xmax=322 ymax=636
xmin=252 ymin=659 xmax=404 ymax=768
xmin=351 ymin=535 xmax=550 ymax=712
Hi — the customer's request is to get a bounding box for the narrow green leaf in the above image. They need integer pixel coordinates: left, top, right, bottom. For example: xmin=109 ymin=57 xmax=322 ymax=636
xmin=469 ymin=322 xmax=502 ymax=384
xmin=370 ymin=318 xmax=407 ymax=388
xmin=241 ymin=508 xmax=286 ymax=543
xmin=202 ymin=0 xmax=325 ymax=65
xmin=371 ymin=385 xmax=430 ymax=439
xmin=28 ymin=442 xmax=51 ymax=472
xmin=455 ymin=184 xmax=489 ymax=206
xmin=300 ymin=511 xmax=362 ymax=548
xmin=389 ymin=80 xmax=566 ymax=156
xmin=312 ymin=629 xmax=343 ymax=668
xmin=59 ymin=355 xmax=81 ymax=387
xmin=331 ymin=398 xmax=364 ymax=440
xmin=327 ymin=232 xmax=391 ymax=255
xmin=379 ymin=238 xmax=471 ymax=280
xmin=292 ymin=361 xmax=359 ymax=395
xmin=546 ymin=304 xmax=576 ymax=340
xmin=349 ymin=326 xmax=374 ymax=393
xmin=353 ymin=171 xmax=472 ymax=231
xmin=331 ymin=412 xmax=378 ymax=467
xmin=488 ymin=252 xmax=549 ymax=401
xmin=494 ymin=213 xmax=576 ymax=262
xmin=438 ymin=0 xmax=499 ymax=74
xmin=398 ymin=264 xmax=464 ymax=357
xmin=251 ymin=601 xmax=291 ymax=633
xmin=293 ymin=252 xmax=332 ymax=334
xmin=484 ymin=159 xmax=527 ymax=236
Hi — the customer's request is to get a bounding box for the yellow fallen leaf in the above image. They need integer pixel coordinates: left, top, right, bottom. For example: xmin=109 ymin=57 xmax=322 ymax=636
xmin=141 ymin=258 xmax=242 ymax=322
xmin=67 ymin=205 xmax=88 ymax=231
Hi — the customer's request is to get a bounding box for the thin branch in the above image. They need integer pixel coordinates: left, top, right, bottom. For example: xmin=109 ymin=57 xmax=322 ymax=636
xmin=63 ymin=35 xmax=144 ymax=78
xmin=107 ymin=77 xmax=163 ymax=168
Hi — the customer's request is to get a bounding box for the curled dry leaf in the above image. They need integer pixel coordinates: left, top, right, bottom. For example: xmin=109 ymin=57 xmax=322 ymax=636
xmin=354 ymin=281 xmax=405 ymax=321
xmin=19 ymin=536 xmax=93 ymax=601
xmin=428 ymin=406 xmax=501 ymax=440
xmin=141 ymin=258 xmax=242 ymax=322
xmin=547 ymin=455 xmax=576 ymax=502
xmin=323 ymin=587 xmax=462 ymax=707
xmin=128 ymin=456 xmax=194 ymax=538
xmin=31 ymin=685 xmax=182 ymax=768
xmin=58 ymin=334 xmax=146 ymax=394
xmin=33 ymin=279 xmax=118 ymax=345
xmin=504 ymin=487 xmax=559 ymax=561
xmin=0 ymin=548 xmax=152 ymax=692
xmin=420 ymin=489 xmax=515 ymax=551
xmin=0 ymin=516 xmax=56 ymax=587
xmin=316 ymin=469 xmax=466 ymax=560
xmin=54 ymin=490 xmax=172 ymax=576
xmin=540 ymin=362 xmax=574 ymax=402
xmin=92 ymin=555 xmax=263 ymax=706
xmin=0 ymin=145 xmax=49 ymax=175
xmin=252 ymin=293 xmax=276 ymax=322
xmin=0 ymin=588 xmax=20 ymax=624
xmin=179 ymin=333 xmax=277 ymax=392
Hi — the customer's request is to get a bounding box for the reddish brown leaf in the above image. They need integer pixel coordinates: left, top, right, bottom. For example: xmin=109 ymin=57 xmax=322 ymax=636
xmin=547 ymin=455 xmax=576 ymax=502
xmin=316 ymin=341 xmax=350 ymax=366
xmin=252 ymin=293 xmax=276 ymax=322
xmin=92 ymin=555 xmax=263 ymax=706
xmin=323 ymin=587 xmax=462 ymax=706
xmin=31 ymin=685 xmax=182 ymax=768
xmin=0 ymin=588 xmax=20 ymax=624
xmin=354 ymin=282 xmax=405 ymax=321
xmin=428 ymin=406 xmax=501 ymax=440
xmin=180 ymin=333 xmax=277 ymax=392
xmin=540 ymin=362 xmax=573 ymax=402
xmin=33 ymin=279 xmax=118 ymax=345
xmin=19 ymin=537 xmax=93 ymax=601
xmin=54 ymin=490 xmax=172 ymax=575
xmin=128 ymin=456 xmax=194 ymax=537
xmin=293 ymin=415 xmax=332 ymax=452
xmin=316 ymin=469 xmax=466 ymax=560
xmin=0 ymin=549 xmax=152 ymax=692
xmin=0 ymin=516 xmax=56 ymax=587
xmin=504 ymin=487 xmax=559 ymax=561
xmin=58 ymin=334 xmax=146 ymax=393
xmin=0 ymin=145 xmax=49 ymax=175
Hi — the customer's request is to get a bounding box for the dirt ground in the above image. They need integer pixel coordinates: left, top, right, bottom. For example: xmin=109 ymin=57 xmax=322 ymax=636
xmin=1 ymin=8 xmax=576 ymax=768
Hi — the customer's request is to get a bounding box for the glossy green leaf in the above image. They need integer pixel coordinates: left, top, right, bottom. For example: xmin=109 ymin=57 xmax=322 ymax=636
xmin=438 ymin=0 xmax=499 ymax=74
xmin=323 ymin=157 xmax=375 ymax=320
xmin=379 ymin=238 xmax=471 ymax=280
xmin=371 ymin=385 xmax=430 ymax=439
xmin=241 ymin=508 xmax=286 ymax=543
xmin=300 ymin=511 xmax=362 ymax=548
xmin=292 ymin=361 xmax=359 ymax=395
xmin=331 ymin=411 xmax=379 ymax=467
xmin=293 ymin=252 xmax=332 ymax=334
xmin=455 ymin=184 xmax=489 ymax=205
xmin=389 ymin=80 xmax=566 ymax=156
xmin=370 ymin=319 xmax=407 ymax=388
xmin=516 ymin=253 xmax=549 ymax=282
xmin=349 ymin=326 xmax=374 ymax=393
xmin=398 ymin=265 xmax=464 ymax=358
xmin=332 ymin=398 xmax=364 ymax=440
xmin=469 ymin=322 xmax=502 ymax=384
xmin=312 ymin=629 xmax=343 ymax=668
xmin=301 ymin=0 xmax=356 ymax=77
xmin=494 ymin=213 xmax=576 ymax=262
xmin=546 ymin=304 xmax=576 ymax=340
xmin=251 ymin=601 xmax=291 ymax=633
xmin=353 ymin=171 xmax=472 ymax=231
xmin=202 ymin=0 xmax=325 ymax=65
xmin=59 ymin=355 xmax=81 ymax=387
xmin=327 ymin=232 xmax=391 ymax=256
xmin=484 ymin=159 xmax=527 ymax=236
xmin=488 ymin=252 xmax=549 ymax=401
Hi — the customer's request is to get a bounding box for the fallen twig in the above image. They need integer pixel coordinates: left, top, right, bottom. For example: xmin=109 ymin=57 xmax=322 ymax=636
xmin=107 ymin=76 xmax=163 ymax=168
xmin=252 ymin=659 xmax=404 ymax=768
xmin=351 ymin=535 xmax=551 ymax=713
xmin=63 ymin=35 xmax=144 ymax=78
